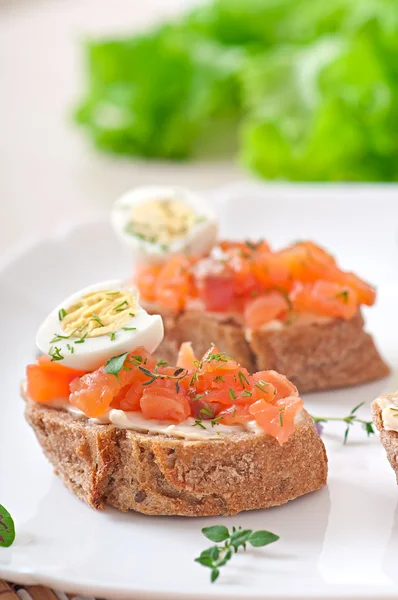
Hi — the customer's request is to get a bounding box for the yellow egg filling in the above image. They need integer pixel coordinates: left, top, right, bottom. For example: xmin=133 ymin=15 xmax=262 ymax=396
xmin=126 ymin=199 xmax=199 ymax=246
xmin=61 ymin=289 xmax=137 ymax=338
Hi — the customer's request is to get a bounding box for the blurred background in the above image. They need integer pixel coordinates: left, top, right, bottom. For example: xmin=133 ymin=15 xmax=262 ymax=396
xmin=1 ymin=0 xmax=398 ymax=254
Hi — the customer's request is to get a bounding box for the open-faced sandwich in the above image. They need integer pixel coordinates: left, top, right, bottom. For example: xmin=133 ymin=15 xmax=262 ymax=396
xmin=24 ymin=280 xmax=327 ymax=516
xmin=111 ymin=186 xmax=389 ymax=393
xmin=372 ymin=393 xmax=398 ymax=481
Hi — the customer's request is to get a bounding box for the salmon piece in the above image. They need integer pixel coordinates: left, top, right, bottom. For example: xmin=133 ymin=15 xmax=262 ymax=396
xmin=26 ymin=359 xmax=86 ymax=404
xmin=277 ymin=245 xmax=335 ymax=283
xmin=251 ymin=251 xmax=292 ymax=290
xmin=293 ymin=241 xmax=336 ymax=265
xmin=290 ymin=280 xmax=358 ymax=320
xmin=71 ymin=347 xmax=156 ymax=416
xmin=135 ymin=264 xmax=161 ymax=302
xmin=249 ymin=396 xmax=303 ymax=445
xmin=156 ymin=256 xmax=192 ymax=312
xmin=112 ymin=382 xmax=142 ymax=411
xmin=335 ymin=272 xmax=376 ymax=306
xmin=196 ymin=385 xmax=237 ymax=406
xmin=69 ymin=367 xmax=120 ymax=417
xmin=194 ymin=258 xmax=235 ymax=312
xmin=191 ymin=345 xmax=253 ymax=404
xmin=36 ymin=354 xmax=86 ymax=376
xmin=176 ymin=341 xmax=197 ymax=370
xmin=140 ymin=380 xmax=190 ymax=422
xmin=253 ymin=370 xmax=298 ymax=401
xmin=218 ymin=403 xmax=253 ymax=426
xmin=219 ymin=240 xmax=271 ymax=257
xmin=189 ymin=397 xmax=221 ymax=419
xmin=228 ymin=254 xmax=260 ymax=296
xmin=244 ymin=292 xmax=288 ymax=329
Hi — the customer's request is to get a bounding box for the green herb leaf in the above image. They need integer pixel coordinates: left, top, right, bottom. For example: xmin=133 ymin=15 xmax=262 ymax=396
xmin=122 ymin=327 xmax=137 ymax=331
xmin=211 ymin=568 xmax=220 ymax=583
xmin=350 ymin=401 xmax=365 ymax=415
xmin=213 ymin=375 xmax=225 ymax=383
xmin=195 ymin=524 xmax=279 ymax=583
xmin=0 ymin=504 xmax=15 ymax=547
xmin=109 ymin=332 xmax=116 ymax=341
xmin=138 ymin=366 xmax=154 ymax=378
xmin=156 ymin=359 xmax=169 ymax=367
xmin=230 ymin=528 xmax=252 ymax=550
xmin=249 ymin=531 xmax=280 ymax=547
xmin=202 ymin=525 xmax=230 ymax=543
xmin=58 ymin=308 xmax=67 ymax=321
xmin=105 ymin=352 xmax=129 ymax=379
xmin=195 ymin=555 xmax=214 ymax=567
xmin=364 ymin=421 xmax=375 ymax=436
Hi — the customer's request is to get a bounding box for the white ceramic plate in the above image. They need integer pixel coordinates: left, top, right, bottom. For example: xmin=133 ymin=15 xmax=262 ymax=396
xmin=1 ymin=184 xmax=398 ymax=600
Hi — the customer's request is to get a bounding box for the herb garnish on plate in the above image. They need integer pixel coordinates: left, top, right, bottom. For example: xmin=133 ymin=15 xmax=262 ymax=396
xmin=312 ymin=401 xmax=374 ymax=444
xmin=195 ymin=525 xmax=279 ymax=582
xmin=0 ymin=504 xmax=15 ymax=548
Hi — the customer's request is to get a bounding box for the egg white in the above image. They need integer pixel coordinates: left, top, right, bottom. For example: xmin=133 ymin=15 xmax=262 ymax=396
xmin=111 ymin=185 xmax=218 ymax=263
xmin=36 ymin=280 xmax=164 ymax=371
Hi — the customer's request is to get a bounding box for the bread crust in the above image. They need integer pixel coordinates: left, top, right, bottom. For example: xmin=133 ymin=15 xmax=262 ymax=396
xmin=152 ymin=309 xmax=389 ymax=393
xmin=25 ymin=400 xmax=327 ymax=516
xmin=372 ymin=397 xmax=398 ymax=482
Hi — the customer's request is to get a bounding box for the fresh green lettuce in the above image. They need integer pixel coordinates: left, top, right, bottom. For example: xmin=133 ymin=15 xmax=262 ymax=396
xmin=75 ymin=0 xmax=398 ymax=180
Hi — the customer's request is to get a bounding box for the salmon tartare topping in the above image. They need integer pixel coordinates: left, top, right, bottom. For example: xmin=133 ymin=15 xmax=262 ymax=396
xmin=26 ymin=343 xmax=304 ymax=445
xmin=135 ymin=240 xmax=376 ymax=328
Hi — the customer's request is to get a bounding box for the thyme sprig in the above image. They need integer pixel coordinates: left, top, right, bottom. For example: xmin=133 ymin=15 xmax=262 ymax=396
xmin=138 ymin=365 xmax=188 ymax=389
xmin=312 ymin=401 xmax=374 ymax=444
xmin=195 ymin=525 xmax=279 ymax=583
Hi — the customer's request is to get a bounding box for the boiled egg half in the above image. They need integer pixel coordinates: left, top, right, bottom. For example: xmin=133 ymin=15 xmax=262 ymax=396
xmin=111 ymin=186 xmax=218 ymax=263
xmin=36 ymin=280 xmax=164 ymax=371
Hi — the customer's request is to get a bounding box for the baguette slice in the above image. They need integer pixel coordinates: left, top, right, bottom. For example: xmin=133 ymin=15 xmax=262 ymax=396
xmin=151 ymin=309 xmax=389 ymax=393
xmin=372 ymin=394 xmax=398 ymax=481
xmin=25 ymin=400 xmax=327 ymax=517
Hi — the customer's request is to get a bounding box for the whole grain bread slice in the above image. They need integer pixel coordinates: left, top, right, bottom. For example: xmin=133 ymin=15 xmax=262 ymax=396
xmin=25 ymin=400 xmax=327 ymax=516
xmin=151 ymin=309 xmax=389 ymax=393
xmin=372 ymin=395 xmax=398 ymax=482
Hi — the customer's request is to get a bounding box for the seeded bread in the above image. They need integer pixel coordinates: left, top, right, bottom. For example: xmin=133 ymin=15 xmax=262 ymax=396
xmin=25 ymin=400 xmax=327 ymax=516
xmin=372 ymin=396 xmax=398 ymax=482
xmin=151 ymin=310 xmax=389 ymax=393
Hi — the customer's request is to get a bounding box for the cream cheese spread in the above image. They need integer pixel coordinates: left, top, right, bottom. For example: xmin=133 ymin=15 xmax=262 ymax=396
xmin=22 ymin=382 xmax=304 ymax=440
xmin=375 ymin=394 xmax=398 ymax=431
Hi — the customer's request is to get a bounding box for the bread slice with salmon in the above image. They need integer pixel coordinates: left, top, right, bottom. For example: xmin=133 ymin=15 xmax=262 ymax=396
xmin=25 ymin=398 xmax=327 ymax=516
xmin=136 ymin=239 xmax=389 ymax=393
xmin=23 ymin=278 xmax=328 ymax=517
xmin=151 ymin=309 xmax=389 ymax=393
